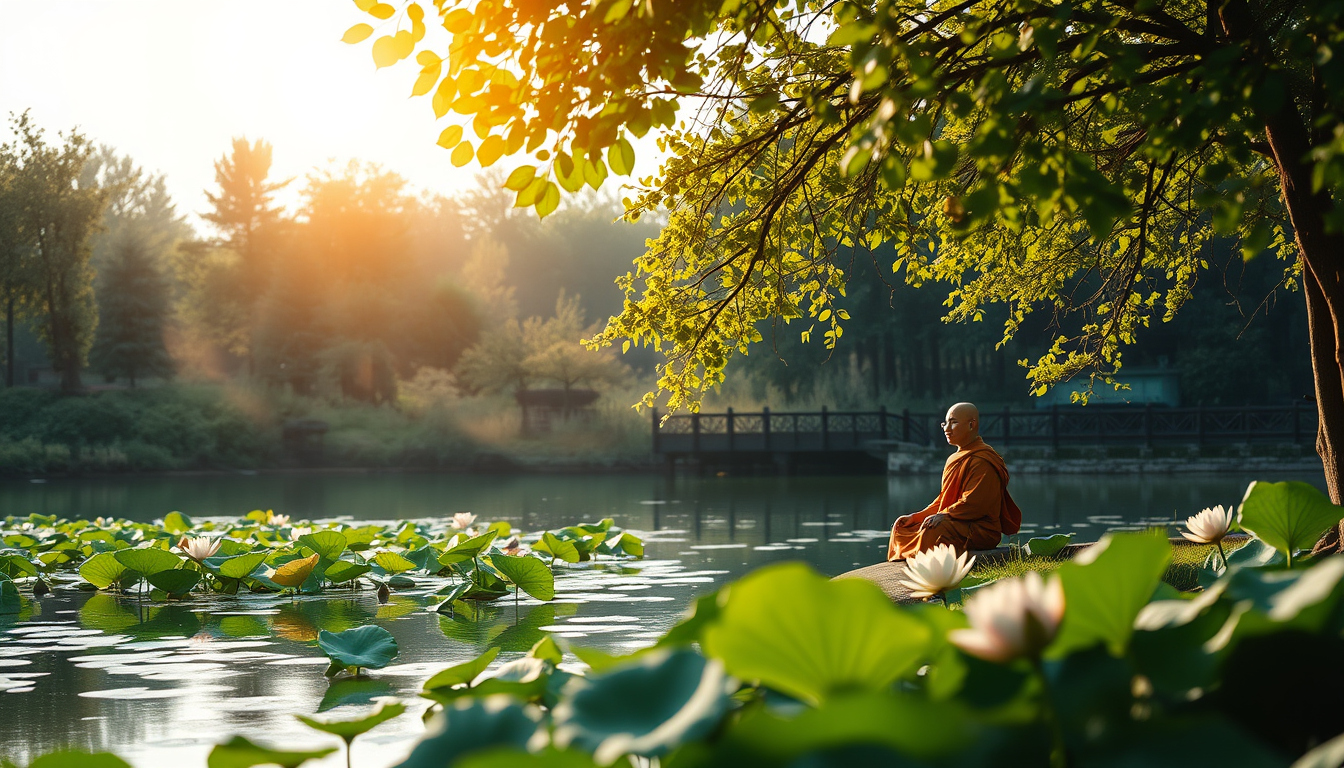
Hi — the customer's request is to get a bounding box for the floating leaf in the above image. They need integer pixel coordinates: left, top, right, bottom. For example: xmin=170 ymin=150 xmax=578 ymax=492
xmin=297 ymin=701 xmax=406 ymax=742
xmin=162 ymin=511 xmax=193 ymax=534
xmin=489 ymin=554 xmax=555 ymax=601
xmin=438 ymin=530 xmax=500 ymax=567
xmin=0 ymin=553 xmax=38 ymax=579
xmin=30 ymin=752 xmax=133 ymax=768
xmin=212 ymin=551 xmax=269 ymax=580
xmin=206 ymin=736 xmax=336 ymax=768
xmin=702 ymin=562 xmax=931 ymax=705
xmin=1238 ymin=481 xmax=1344 ymax=565
xmin=394 ymin=698 xmax=540 ymax=768
xmin=533 ymin=532 xmax=579 ymax=564
xmin=318 ymin=625 xmax=400 ymax=676
xmin=373 ymin=551 xmax=418 ymax=574
xmin=146 ymin=569 xmax=201 ymax=597
xmin=297 ymin=531 xmax=348 ymax=561
xmin=325 ymin=561 xmax=373 ymax=584
xmin=270 ymin=553 xmax=320 ymax=588
xmin=0 ymin=579 xmax=23 ymax=615
xmin=114 ymin=547 xmax=183 ymax=576
xmin=1025 ymin=533 xmax=1073 ymax=557
xmin=425 ymin=647 xmax=501 ymax=690
xmin=553 ymin=648 xmax=731 ymax=762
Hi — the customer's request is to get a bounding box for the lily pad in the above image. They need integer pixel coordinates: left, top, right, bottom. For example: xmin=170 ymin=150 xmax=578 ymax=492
xmin=701 ymin=562 xmax=932 ymax=705
xmin=0 ymin=580 xmax=24 ymax=615
xmin=296 ymin=531 xmax=348 ymax=561
xmin=206 ymin=736 xmax=336 ymax=768
xmin=1025 ymin=533 xmax=1074 ymax=557
xmin=114 ymin=547 xmax=183 ymax=576
xmin=373 ymin=551 xmax=419 ymax=574
xmin=489 ymin=554 xmax=556 ymax=601
xmin=438 ymin=530 xmax=501 ymax=567
xmin=1238 ymin=481 xmax=1344 ymax=565
xmin=325 ymin=560 xmax=373 ymax=584
xmin=79 ymin=552 xmax=128 ymax=589
xmin=296 ymin=701 xmax=405 ymax=742
xmin=0 ymin=553 xmax=38 ymax=579
xmin=395 ymin=698 xmax=541 ymax=768
xmin=146 ymin=569 xmax=201 ymax=597
xmin=270 ymin=553 xmax=320 ymax=588
xmin=162 ymin=511 xmax=193 ymax=534
xmin=317 ymin=625 xmax=399 ymax=677
xmin=533 ymin=532 xmax=580 ymax=564
xmin=425 ymin=647 xmax=501 ymax=690
xmin=1052 ymin=532 xmax=1172 ymax=657
xmin=554 ymin=648 xmax=731 ymax=762
xmin=211 ymin=551 xmax=270 ymax=580
xmin=30 ymin=752 xmax=133 ymax=768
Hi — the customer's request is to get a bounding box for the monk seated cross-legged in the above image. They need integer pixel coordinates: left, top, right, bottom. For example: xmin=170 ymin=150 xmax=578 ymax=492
xmin=888 ymin=402 xmax=1022 ymax=561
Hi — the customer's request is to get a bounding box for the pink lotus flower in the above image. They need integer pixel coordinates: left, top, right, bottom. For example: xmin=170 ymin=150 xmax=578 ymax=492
xmin=451 ymin=512 xmax=477 ymax=531
xmin=949 ymin=572 xmax=1065 ymax=663
xmin=176 ymin=536 xmax=221 ymax=563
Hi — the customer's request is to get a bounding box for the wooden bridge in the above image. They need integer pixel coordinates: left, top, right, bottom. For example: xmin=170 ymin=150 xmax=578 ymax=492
xmin=651 ymin=403 xmax=1318 ymax=468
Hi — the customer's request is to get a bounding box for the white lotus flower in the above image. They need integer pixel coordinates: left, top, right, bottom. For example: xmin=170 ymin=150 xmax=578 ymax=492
xmin=899 ymin=543 xmax=976 ymax=599
xmin=176 ymin=536 xmax=221 ymax=563
xmin=949 ymin=572 xmax=1065 ymax=663
xmin=266 ymin=511 xmax=290 ymax=527
xmin=451 ymin=512 xmax=477 ymax=531
xmin=289 ymin=526 xmax=313 ymax=541
xmin=1181 ymin=504 xmax=1235 ymax=545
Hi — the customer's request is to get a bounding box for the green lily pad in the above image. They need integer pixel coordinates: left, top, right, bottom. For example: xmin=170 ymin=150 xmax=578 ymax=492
xmin=489 ymin=554 xmax=555 ymax=601
xmin=325 ymin=560 xmax=373 ymax=584
xmin=30 ymin=751 xmax=133 ymax=768
xmin=146 ymin=569 xmax=201 ymax=597
xmin=425 ymin=647 xmax=501 ymax=690
xmin=114 ymin=547 xmax=183 ymax=576
xmin=1052 ymin=532 xmax=1172 ymax=657
xmin=373 ymin=551 xmax=419 ymax=574
xmin=208 ymin=551 xmax=270 ymax=580
xmin=389 ymin=575 xmax=416 ymax=588
xmin=162 ymin=511 xmax=193 ymax=534
xmin=79 ymin=552 xmax=128 ymax=589
xmin=554 ymin=648 xmax=731 ymax=761
xmin=701 ymin=562 xmax=932 ymax=705
xmin=0 ymin=553 xmax=38 ymax=579
xmin=0 ymin=580 xmax=24 ymax=615
xmin=394 ymin=698 xmax=541 ymax=768
xmin=296 ymin=531 xmax=348 ymax=561
xmin=1025 ymin=533 xmax=1074 ymax=557
xmin=317 ymin=625 xmax=399 ymax=677
xmin=296 ymin=701 xmax=405 ymax=742
xmin=404 ymin=546 xmax=442 ymax=572
xmin=1238 ymin=481 xmax=1344 ymax=565
xmin=533 ymin=532 xmax=579 ymax=564
xmin=438 ymin=530 xmax=501 ymax=567
xmin=206 ymin=736 xmax=336 ymax=768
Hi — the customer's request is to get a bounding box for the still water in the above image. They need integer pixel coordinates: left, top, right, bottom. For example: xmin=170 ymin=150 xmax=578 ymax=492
xmin=0 ymin=469 xmax=1326 ymax=767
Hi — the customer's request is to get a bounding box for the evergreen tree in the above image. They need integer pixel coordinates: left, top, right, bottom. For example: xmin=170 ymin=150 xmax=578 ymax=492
xmin=89 ymin=239 xmax=173 ymax=386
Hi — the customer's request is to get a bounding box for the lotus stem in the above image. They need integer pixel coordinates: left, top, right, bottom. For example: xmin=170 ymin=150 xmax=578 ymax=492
xmin=1030 ymin=657 xmax=1068 ymax=768
xmin=1215 ymin=539 xmax=1229 ymax=571
xmin=1287 ymin=549 xmax=1294 ymax=570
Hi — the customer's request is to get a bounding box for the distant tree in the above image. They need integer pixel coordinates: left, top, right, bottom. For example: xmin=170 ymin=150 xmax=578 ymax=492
xmin=0 ymin=142 xmax=39 ymax=388
xmin=460 ymin=235 xmax=517 ymax=319
xmin=456 ymin=316 xmax=530 ymax=395
xmin=89 ymin=239 xmax=173 ymax=386
xmin=4 ymin=113 xmax=105 ymax=393
xmin=202 ymin=137 xmax=288 ymax=295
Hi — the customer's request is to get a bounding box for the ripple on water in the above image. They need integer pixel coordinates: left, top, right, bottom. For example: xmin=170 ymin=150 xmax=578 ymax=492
xmin=79 ymin=684 xmax=235 ymax=700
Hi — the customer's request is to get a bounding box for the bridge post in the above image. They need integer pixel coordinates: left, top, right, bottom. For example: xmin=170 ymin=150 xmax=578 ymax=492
xmin=1144 ymin=403 xmax=1153 ymax=449
xmin=1292 ymin=400 xmax=1301 ymax=444
xmin=763 ymin=406 xmax=771 ymax=451
xmin=651 ymin=407 xmax=659 ymax=453
xmin=821 ymin=405 xmax=830 ymax=451
xmin=1051 ymin=405 xmax=1060 ymax=452
xmin=727 ymin=407 xmax=735 ymax=452
xmin=901 ymin=408 xmax=910 ymax=442
xmin=692 ymin=412 xmax=701 ymax=453
xmin=879 ymin=405 xmax=888 ymax=440
xmin=1196 ymin=404 xmax=1204 ymax=447
xmin=1002 ymin=406 xmax=1011 ymax=447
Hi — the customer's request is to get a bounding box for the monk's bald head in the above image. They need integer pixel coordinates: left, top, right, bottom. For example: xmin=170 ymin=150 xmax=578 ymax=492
xmin=942 ymin=402 xmax=980 ymax=448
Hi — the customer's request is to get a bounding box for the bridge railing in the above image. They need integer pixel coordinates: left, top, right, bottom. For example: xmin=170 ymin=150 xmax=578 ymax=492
xmin=651 ymin=403 xmax=1317 ymax=453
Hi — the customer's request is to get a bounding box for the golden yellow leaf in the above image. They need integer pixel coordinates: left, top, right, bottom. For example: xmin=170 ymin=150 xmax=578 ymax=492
xmin=536 ymin=181 xmax=561 ymax=218
xmin=432 ymin=78 xmax=457 ymax=118
xmin=371 ymin=36 xmax=399 ymax=68
xmin=407 ymin=2 xmax=423 ymax=22
xmin=352 ymin=0 xmax=375 ymax=11
xmin=368 ymin=2 xmax=395 ymax=19
xmin=451 ymin=140 xmax=474 ymax=167
xmin=436 ymin=125 xmax=464 ymax=150
xmin=477 ymin=135 xmax=505 ymax=167
xmin=443 ymin=8 xmax=473 ymax=33
xmin=504 ymin=165 xmax=535 ymax=191
xmin=341 ymin=23 xmax=374 ymax=44
xmin=393 ymin=30 xmax=414 ymax=60
xmin=416 ymin=50 xmax=441 ymax=67
xmin=412 ymin=65 xmax=441 ymax=97
xmin=270 ymin=553 xmax=320 ymax=588
xmin=451 ymin=94 xmax=484 ymax=114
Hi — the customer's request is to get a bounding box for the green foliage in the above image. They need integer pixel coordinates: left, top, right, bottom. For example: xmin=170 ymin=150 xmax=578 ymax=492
xmin=395 ymin=698 xmax=541 ymax=768
xmin=1238 ymin=481 xmax=1344 ymax=565
xmin=88 ymin=235 xmax=175 ymax=385
xmin=113 ymin=546 xmax=183 ymax=576
xmin=1024 ymin=533 xmax=1073 ymax=557
xmin=1052 ymin=533 xmax=1172 ymax=657
xmin=488 ymin=553 xmax=556 ymax=601
xmin=424 ymin=646 xmax=501 ymax=691
xmin=317 ymin=625 xmax=400 ymax=677
xmin=206 ymin=736 xmax=335 ymax=768
xmin=29 ymin=752 xmax=132 ymax=768
xmin=0 ymin=578 xmax=23 ymax=614
xmin=296 ymin=701 xmax=406 ymax=743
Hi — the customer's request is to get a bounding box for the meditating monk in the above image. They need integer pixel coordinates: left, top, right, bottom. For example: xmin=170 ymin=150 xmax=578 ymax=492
xmin=887 ymin=402 xmax=1022 ymax=561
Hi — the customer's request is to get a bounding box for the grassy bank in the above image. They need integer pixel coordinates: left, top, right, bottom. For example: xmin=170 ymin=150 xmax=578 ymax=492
xmin=0 ymin=383 xmax=654 ymax=474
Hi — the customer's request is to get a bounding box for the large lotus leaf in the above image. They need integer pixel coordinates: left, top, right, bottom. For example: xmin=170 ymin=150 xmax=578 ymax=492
xmin=1239 ymin=481 xmax=1344 ymax=563
xmin=0 ymin=553 xmax=38 ymax=579
xmin=214 ymin=538 xmax=253 ymax=557
xmin=1294 ymin=731 xmax=1344 ymax=768
xmin=146 ymin=569 xmax=201 ymax=597
xmin=425 ymin=647 xmax=501 ymax=690
xmin=394 ymin=697 xmax=541 ymax=768
xmin=455 ymin=748 xmax=600 ymax=768
xmin=162 ymin=511 xmax=193 ymax=534
xmin=1025 ymin=533 xmax=1074 ymax=557
xmin=317 ymin=625 xmax=399 ymax=675
xmin=79 ymin=553 xmax=132 ymax=589
xmin=533 ymin=532 xmax=579 ymax=564
xmin=1224 ymin=538 xmax=1287 ymax=569
xmin=553 ymin=648 xmax=731 ymax=761
xmin=296 ymin=701 xmax=405 ymax=741
xmin=488 ymin=554 xmax=555 ymax=601
xmin=114 ymin=547 xmax=183 ymax=576
xmin=1049 ymin=532 xmax=1172 ymax=658
xmin=30 ymin=751 xmax=133 ymax=768
xmin=373 ymin=551 xmax=419 ymax=574
xmin=271 ymin=553 xmax=320 ymax=588
xmin=206 ymin=736 xmax=336 ymax=768
xmin=438 ymin=530 xmax=501 ymax=567
xmin=0 ymin=579 xmax=23 ymax=615
xmin=325 ymin=560 xmax=373 ymax=584
xmin=296 ymin=531 xmax=348 ymax=561
xmin=1209 ymin=556 xmax=1344 ymax=650
xmin=701 ymin=562 xmax=931 ymax=705
xmin=209 ymin=551 xmax=270 ymax=580
xmin=404 ymin=546 xmax=442 ymax=573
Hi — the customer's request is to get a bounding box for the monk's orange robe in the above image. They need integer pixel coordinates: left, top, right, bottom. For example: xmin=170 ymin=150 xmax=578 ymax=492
xmin=887 ymin=438 xmax=1022 ymax=560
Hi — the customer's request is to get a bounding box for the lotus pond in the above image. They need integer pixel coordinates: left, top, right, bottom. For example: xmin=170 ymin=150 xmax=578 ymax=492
xmin=0 ymin=470 xmax=1328 ymax=767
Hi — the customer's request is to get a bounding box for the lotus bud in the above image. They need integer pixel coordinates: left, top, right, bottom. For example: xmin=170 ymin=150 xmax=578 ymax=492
xmin=949 ymin=572 xmax=1065 ymax=664
xmin=451 ymin=512 xmax=477 ymax=530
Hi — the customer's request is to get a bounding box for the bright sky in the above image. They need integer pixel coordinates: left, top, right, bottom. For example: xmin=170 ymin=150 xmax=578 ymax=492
xmin=0 ymin=1 xmax=654 ymax=236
